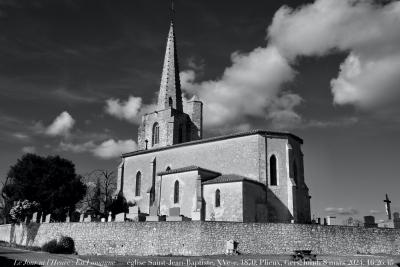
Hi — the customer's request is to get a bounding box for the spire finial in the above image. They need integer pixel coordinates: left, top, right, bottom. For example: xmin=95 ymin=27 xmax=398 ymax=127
xmin=170 ymin=0 xmax=175 ymax=23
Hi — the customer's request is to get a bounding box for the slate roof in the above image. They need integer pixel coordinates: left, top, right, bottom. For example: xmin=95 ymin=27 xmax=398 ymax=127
xmin=202 ymin=174 xmax=265 ymax=187
xmin=157 ymin=165 xmax=221 ymax=176
xmin=122 ymin=129 xmax=302 ymax=158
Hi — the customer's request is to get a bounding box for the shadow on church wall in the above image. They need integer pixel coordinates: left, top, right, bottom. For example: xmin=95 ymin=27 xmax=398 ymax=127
xmin=267 ymin=187 xmax=293 ymax=223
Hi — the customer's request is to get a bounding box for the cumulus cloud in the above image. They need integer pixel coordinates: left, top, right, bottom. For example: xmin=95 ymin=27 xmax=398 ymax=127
xmin=181 ymin=46 xmax=300 ymax=130
xmin=60 ymin=141 xmax=95 ymax=153
xmin=92 ymin=139 xmax=137 ymax=159
xmin=45 ymin=111 xmax=75 ymax=137
xmin=60 ymin=139 xmax=137 ymax=159
xmin=325 ymin=207 xmax=358 ymax=216
xmin=268 ymin=0 xmax=400 ymax=110
xmin=105 ymin=96 xmax=155 ymax=124
xmin=104 ymin=0 xmax=400 ymax=131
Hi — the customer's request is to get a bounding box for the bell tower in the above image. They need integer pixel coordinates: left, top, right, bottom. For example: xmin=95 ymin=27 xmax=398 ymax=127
xmin=137 ymin=1 xmax=203 ymax=150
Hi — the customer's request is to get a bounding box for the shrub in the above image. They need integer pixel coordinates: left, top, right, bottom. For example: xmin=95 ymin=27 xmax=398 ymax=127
xmin=41 ymin=236 xmax=75 ymax=254
xmin=58 ymin=236 xmax=75 ymax=254
xmin=41 ymin=239 xmax=58 ymax=253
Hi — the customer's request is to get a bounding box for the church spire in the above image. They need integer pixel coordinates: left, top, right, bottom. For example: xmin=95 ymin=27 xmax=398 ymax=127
xmin=157 ymin=0 xmax=183 ymax=111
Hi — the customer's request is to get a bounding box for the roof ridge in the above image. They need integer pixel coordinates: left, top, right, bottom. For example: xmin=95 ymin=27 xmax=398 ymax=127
xmin=123 ymin=129 xmax=303 ymax=157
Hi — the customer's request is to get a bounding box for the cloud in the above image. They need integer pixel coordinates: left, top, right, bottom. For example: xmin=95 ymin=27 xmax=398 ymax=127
xmin=268 ymin=0 xmax=400 ymax=111
xmin=12 ymin=132 xmax=29 ymax=140
xmin=181 ymin=46 xmax=300 ymax=130
xmin=60 ymin=139 xmax=137 ymax=159
xmin=105 ymin=96 xmax=156 ymax=124
xmin=60 ymin=141 xmax=95 ymax=153
xmin=21 ymin=146 xmax=36 ymax=154
xmin=369 ymin=209 xmax=382 ymax=215
xmin=51 ymin=88 xmax=99 ymax=104
xmin=186 ymin=56 xmax=205 ymax=72
xmin=305 ymin=117 xmax=359 ymax=128
xmin=325 ymin=207 xmax=358 ymax=216
xmin=92 ymin=139 xmax=137 ymax=159
xmin=45 ymin=111 xmax=75 ymax=137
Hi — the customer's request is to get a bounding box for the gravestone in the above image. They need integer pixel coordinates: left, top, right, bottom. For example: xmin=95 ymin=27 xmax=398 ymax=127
xmin=169 ymin=207 xmax=180 ymax=216
xmin=84 ymin=215 xmax=92 ymax=222
xmin=326 ymin=216 xmax=336 ymax=225
xmin=166 ymin=207 xmax=183 ymax=221
xmin=146 ymin=205 xmax=161 ymax=222
xmin=107 ymin=212 xmax=112 ymax=222
xmin=129 ymin=206 xmax=139 ymax=214
xmin=225 ymin=240 xmax=238 ymax=255
xmin=115 ymin=212 xmax=125 ymax=222
xmin=101 ymin=218 xmax=106 ymax=222
xmin=226 ymin=240 xmax=234 ymax=254
xmin=65 ymin=215 xmax=70 ymax=223
xmin=126 ymin=206 xmax=139 ymax=221
xmin=31 ymin=212 xmax=38 ymax=223
xmin=79 ymin=214 xmax=84 ymax=223
xmin=45 ymin=214 xmax=51 ymax=223
xmin=364 ymin=216 xmax=377 ymax=228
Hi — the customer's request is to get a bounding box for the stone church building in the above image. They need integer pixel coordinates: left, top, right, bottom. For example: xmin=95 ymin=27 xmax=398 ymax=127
xmin=116 ymin=13 xmax=311 ymax=223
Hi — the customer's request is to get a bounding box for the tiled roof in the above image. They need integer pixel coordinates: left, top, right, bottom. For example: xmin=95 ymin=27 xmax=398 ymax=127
xmin=157 ymin=165 xmax=221 ymax=176
xmin=122 ymin=129 xmax=302 ymax=158
xmin=202 ymin=174 xmax=265 ymax=187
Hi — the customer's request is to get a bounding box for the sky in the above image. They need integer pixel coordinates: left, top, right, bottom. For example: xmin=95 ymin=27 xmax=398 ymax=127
xmin=0 ymin=0 xmax=400 ymax=224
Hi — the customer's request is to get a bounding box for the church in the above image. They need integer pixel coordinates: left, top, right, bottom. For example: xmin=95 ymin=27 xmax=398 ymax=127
xmin=115 ymin=9 xmax=311 ymax=224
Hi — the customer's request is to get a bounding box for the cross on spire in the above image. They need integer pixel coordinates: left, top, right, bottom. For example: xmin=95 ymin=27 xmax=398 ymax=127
xmin=170 ymin=0 xmax=175 ymax=22
xmin=384 ymin=194 xmax=392 ymax=220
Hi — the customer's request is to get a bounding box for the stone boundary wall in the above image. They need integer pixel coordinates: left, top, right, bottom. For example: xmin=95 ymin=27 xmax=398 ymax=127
xmin=0 ymin=222 xmax=399 ymax=255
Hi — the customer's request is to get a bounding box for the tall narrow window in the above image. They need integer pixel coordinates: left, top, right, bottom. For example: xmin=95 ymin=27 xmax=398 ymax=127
xmin=135 ymin=172 xmax=141 ymax=196
xmin=293 ymin=161 xmax=298 ymax=184
xmin=152 ymin=123 xmax=159 ymax=146
xmin=215 ymin=189 xmax=221 ymax=207
xmin=174 ymin=180 xmax=179 ymax=204
xmin=169 ymin=97 xmax=173 ymax=107
xmin=270 ymin=155 xmax=277 ymax=186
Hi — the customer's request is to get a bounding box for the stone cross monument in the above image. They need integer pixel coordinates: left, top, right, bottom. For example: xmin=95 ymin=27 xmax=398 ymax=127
xmin=384 ymin=194 xmax=392 ymax=220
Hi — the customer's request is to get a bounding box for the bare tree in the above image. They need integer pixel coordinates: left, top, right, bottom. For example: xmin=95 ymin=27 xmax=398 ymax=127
xmin=78 ymin=170 xmax=117 ymax=216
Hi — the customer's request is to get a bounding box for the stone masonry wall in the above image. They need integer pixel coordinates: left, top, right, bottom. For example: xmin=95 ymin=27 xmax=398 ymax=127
xmin=1 ymin=222 xmax=400 ymax=256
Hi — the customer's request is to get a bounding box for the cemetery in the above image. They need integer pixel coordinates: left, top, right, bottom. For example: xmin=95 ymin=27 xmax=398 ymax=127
xmin=1 ymin=207 xmax=400 ymax=256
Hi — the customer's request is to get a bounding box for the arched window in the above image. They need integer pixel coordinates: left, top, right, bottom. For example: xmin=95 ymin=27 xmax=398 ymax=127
xmin=270 ymin=155 xmax=277 ymax=186
xmin=174 ymin=180 xmax=179 ymax=204
xmin=169 ymin=97 xmax=173 ymax=107
xmin=135 ymin=172 xmax=141 ymax=196
xmin=215 ymin=189 xmax=221 ymax=207
xmin=152 ymin=123 xmax=159 ymax=146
